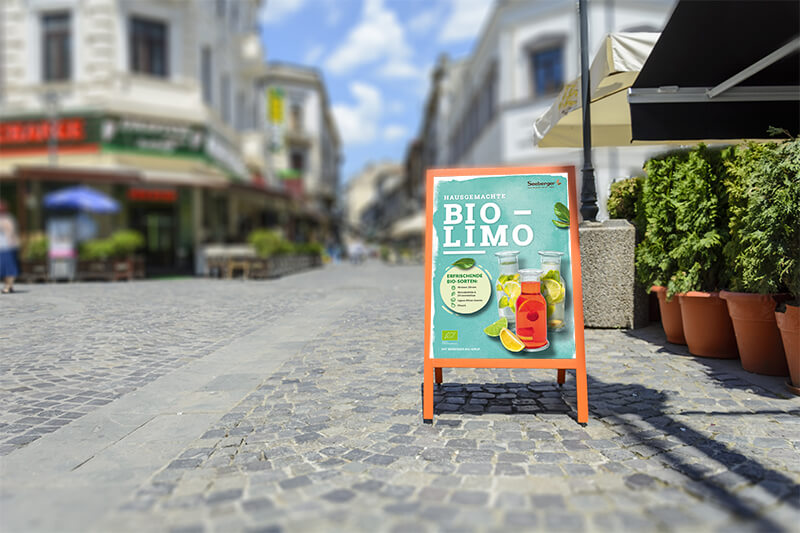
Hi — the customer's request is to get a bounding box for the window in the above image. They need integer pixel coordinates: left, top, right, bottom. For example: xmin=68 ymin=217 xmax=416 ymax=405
xmin=42 ymin=12 xmax=71 ymax=82
xmin=531 ymin=47 xmax=563 ymax=96
xmin=201 ymin=47 xmax=212 ymax=104
xmin=230 ymin=1 xmax=238 ymax=30
xmin=130 ymin=17 xmax=168 ymax=77
xmin=236 ymin=90 xmax=245 ymax=130
xmin=290 ymin=103 xmax=303 ymax=132
xmin=290 ymin=149 xmax=305 ymax=172
xmin=220 ymin=74 xmax=230 ymax=123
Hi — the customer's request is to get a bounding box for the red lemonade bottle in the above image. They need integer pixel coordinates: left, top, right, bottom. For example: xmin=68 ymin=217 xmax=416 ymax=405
xmin=515 ymin=269 xmax=549 ymax=351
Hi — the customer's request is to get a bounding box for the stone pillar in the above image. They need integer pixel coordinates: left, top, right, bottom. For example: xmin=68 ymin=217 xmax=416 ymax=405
xmin=578 ymin=220 xmax=648 ymax=328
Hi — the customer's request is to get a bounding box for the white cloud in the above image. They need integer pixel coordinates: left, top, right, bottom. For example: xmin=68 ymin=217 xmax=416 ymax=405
xmin=439 ymin=0 xmax=494 ymax=43
xmin=304 ymin=44 xmax=325 ymax=65
xmin=259 ymin=0 xmax=307 ymax=25
xmin=383 ymin=124 xmax=408 ymax=141
xmin=325 ymin=0 xmax=422 ymax=79
xmin=332 ymin=82 xmax=383 ymax=145
xmin=408 ymin=8 xmax=439 ymax=35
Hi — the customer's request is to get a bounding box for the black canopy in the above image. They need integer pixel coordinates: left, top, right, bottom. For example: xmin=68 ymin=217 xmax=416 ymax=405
xmin=629 ymin=0 xmax=800 ymax=142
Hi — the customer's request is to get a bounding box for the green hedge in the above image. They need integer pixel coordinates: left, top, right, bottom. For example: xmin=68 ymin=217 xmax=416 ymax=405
xmin=724 ymin=139 xmax=800 ymax=297
xmin=79 ymin=230 xmax=144 ymax=260
xmin=247 ymin=229 xmax=323 ymax=258
xmin=635 ymin=139 xmax=800 ymax=301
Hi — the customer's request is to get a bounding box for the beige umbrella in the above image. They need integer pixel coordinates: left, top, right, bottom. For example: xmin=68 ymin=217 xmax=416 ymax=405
xmin=533 ymin=32 xmax=659 ymax=147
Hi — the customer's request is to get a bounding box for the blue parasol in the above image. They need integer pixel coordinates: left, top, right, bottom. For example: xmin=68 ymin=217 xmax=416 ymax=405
xmin=44 ymin=185 xmax=120 ymax=213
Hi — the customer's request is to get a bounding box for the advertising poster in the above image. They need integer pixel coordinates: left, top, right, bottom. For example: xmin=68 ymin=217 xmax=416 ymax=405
xmin=423 ymin=166 xmax=587 ymax=423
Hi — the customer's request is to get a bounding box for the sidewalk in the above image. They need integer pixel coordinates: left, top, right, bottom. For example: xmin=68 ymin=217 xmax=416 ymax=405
xmin=1 ymin=263 xmax=798 ymax=532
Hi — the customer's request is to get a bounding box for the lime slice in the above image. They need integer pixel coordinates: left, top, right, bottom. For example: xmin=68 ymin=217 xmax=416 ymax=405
xmin=499 ymin=295 xmax=509 ymax=308
xmin=500 ymin=328 xmax=525 ymax=352
xmin=483 ymin=317 xmax=508 ymax=337
xmin=496 ymin=283 xmax=503 ymax=291
xmin=547 ymin=303 xmax=556 ymax=317
xmin=542 ymin=279 xmax=565 ymax=304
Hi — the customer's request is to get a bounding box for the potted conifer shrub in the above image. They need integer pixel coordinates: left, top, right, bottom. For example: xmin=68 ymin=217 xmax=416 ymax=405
xmin=636 ymin=152 xmax=686 ymax=344
xmin=636 ymin=154 xmax=685 ymax=344
xmin=109 ymin=230 xmax=144 ymax=281
xmin=666 ymin=145 xmax=737 ymax=358
xmin=755 ymin=137 xmax=800 ymax=392
xmin=21 ymin=234 xmax=49 ymax=282
xmin=720 ymin=140 xmax=795 ymax=376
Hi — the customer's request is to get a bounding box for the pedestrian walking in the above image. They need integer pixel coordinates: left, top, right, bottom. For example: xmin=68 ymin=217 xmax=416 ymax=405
xmin=0 ymin=200 xmax=20 ymax=294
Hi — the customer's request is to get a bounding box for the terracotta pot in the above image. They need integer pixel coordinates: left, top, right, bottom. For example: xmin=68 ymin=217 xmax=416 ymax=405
xmin=775 ymin=304 xmax=800 ymax=388
xmin=678 ymin=291 xmax=738 ymax=358
xmin=720 ymin=291 xmax=788 ymax=375
xmin=651 ymin=286 xmax=686 ymax=344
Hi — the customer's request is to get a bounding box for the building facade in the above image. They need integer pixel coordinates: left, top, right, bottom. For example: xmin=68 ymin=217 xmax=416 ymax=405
xmin=0 ymin=0 xmax=338 ymax=275
xmin=415 ymin=0 xmax=676 ymax=221
xmin=343 ymin=161 xmax=404 ymax=242
xmin=261 ymin=63 xmax=342 ymax=245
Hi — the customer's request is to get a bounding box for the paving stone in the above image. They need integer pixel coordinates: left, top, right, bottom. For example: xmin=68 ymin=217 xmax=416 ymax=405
xmin=5 ymin=266 xmax=798 ymax=533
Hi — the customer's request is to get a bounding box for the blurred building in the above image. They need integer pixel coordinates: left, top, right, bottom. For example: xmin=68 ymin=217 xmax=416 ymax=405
xmin=407 ymin=0 xmax=676 ymax=223
xmin=343 ymin=161 xmax=404 ymax=243
xmin=0 ymin=0 xmax=340 ymax=275
xmin=261 ymin=63 xmax=342 ymax=245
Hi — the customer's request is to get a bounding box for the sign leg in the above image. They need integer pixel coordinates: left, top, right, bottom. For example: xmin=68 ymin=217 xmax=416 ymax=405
xmin=435 ymin=367 xmax=443 ymax=384
xmin=557 ymin=369 xmax=566 ymax=386
xmin=576 ymin=365 xmax=588 ymax=424
xmin=423 ymin=361 xmax=434 ymax=423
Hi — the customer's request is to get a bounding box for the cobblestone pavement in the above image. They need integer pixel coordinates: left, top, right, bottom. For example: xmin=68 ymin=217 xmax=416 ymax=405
xmin=2 ymin=263 xmax=799 ymax=532
xmin=0 ymin=277 xmax=317 ymax=456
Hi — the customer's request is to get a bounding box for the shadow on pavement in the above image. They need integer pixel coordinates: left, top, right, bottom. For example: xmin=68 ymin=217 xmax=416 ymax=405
xmin=432 ymin=375 xmax=798 ymax=530
xmin=623 ymin=327 xmax=792 ymax=400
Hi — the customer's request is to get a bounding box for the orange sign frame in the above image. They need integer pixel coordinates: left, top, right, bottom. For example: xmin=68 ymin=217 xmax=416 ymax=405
xmin=422 ymin=166 xmax=588 ymax=424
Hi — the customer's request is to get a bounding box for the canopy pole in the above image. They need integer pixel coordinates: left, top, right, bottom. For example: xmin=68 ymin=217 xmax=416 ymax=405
xmin=578 ymin=0 xmax=598 ymax=221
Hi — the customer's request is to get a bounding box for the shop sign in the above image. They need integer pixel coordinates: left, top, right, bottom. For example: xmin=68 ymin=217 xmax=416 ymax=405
xmin=101 ymin=117 xmax=205 ymax=156
xmin=127 ymin=188 xmax=177 ymax=203
xmin=267 ymin=88 xmax=284 ymax=124
xmin=422 ymin=166 xmax=588 ymax=423
xmin=205 ymin=131 xmax=248 ymax=181
xmin=0 ymin=116 xmax=100 ymax=152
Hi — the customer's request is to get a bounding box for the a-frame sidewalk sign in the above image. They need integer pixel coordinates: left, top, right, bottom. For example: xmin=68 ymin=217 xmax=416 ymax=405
xmin=423 ymin=166 xmax=588 ymax=424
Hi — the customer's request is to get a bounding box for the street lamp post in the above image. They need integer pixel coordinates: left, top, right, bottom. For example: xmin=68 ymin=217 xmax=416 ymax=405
xmin=578 ymin=0 xmax=598 ymax=221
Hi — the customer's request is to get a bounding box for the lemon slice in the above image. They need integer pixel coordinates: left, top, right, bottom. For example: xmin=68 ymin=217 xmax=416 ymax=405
xmin=542 ymin=279 xmax=565 ymax=304
xmin=503 ymin=281 xmax=521 ymax=307
xmin=500 ymin=328 xmax=525 ymax=352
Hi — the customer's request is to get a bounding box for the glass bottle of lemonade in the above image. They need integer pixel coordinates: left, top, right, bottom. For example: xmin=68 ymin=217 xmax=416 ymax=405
xmin=515 ymin=269 xmax=549 ymax=351
xmin=539 ymin=251 xmax=566 ymax=331
xmin=494 ymin=251 xmax=520 ymax=328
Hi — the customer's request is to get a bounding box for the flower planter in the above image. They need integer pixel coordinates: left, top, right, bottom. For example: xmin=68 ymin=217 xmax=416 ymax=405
xmin=20 ymin=259 xmax=48 ymax=283
xmin=112 ymin=258 xmax=133 ymax=281
xmin=720 ymin=291 xmax=788 ymax=375
xmin=678 ymin=291 xmax=738 ymax=359
xmin=651 ymin=285 xmax=686 ymax=344
xmin=775 ymin=304 xmax=800 ymax=393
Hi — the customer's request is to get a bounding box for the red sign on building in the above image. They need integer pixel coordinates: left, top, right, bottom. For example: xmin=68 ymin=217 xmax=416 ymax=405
xmin=127 ymin=188 xmax=177 ymax=203
xmin=0 ymin=118 xmax=86 ymax=145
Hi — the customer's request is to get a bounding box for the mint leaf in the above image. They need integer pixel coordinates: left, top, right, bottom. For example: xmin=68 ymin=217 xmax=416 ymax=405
xmin=554 ymin=202 xmax=570 ymax=222
xmin=553 ymin=219 xmax=569 ymax=229
xmin=451 ymin=257 xmax=475 ymax=269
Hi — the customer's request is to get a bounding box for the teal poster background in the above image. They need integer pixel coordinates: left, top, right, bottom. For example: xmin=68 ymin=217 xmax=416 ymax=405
xmin=430 ymin=173 xmax=576 ymax=360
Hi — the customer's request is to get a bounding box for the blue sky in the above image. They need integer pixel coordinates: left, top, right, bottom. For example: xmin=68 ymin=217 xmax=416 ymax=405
xmin=258 ymin=0 xmax=495 ymax=183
